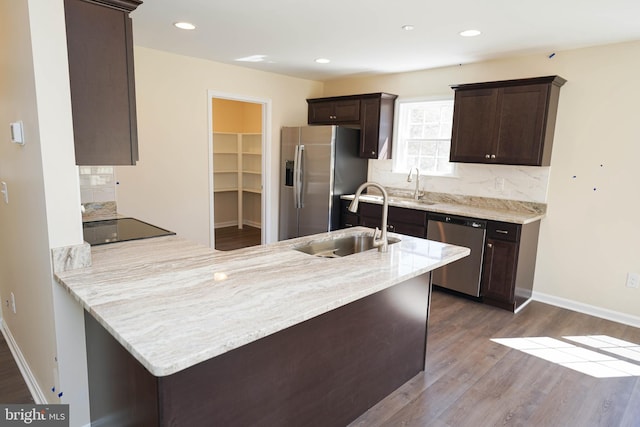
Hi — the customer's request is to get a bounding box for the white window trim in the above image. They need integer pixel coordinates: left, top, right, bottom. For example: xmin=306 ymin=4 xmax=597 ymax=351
xmin=392 ymin=96 xmax=457 ymax=177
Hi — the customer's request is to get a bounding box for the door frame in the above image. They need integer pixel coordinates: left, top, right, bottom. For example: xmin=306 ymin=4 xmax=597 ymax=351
xmin=207 ymin=90 xmax=272 ymax=249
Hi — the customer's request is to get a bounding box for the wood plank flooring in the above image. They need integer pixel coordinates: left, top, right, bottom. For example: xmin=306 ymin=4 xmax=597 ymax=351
xmin=350 ymin=290 xmax=640 ymax=427
xmin=2 ymin=289 xmax=639 ymax=426
xmin=214 ymin=225 xmax=261 ymax=251
xmin=0 ymin=332 xmax=33 ymax=403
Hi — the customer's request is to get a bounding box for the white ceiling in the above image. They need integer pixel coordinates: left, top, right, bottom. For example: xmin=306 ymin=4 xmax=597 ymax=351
xmin=131 ymin=0 xmax=640 ymax=81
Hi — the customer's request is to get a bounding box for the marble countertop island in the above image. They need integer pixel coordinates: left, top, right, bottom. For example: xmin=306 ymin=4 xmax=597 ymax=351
xmin=55 ymin=227 xmax=469 ymax=377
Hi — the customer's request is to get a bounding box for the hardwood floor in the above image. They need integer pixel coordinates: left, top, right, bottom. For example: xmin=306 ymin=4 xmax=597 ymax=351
xmin=350 ymin=290 xmax=640 ymax=427
xmin=0 ymin=332 xmax=33 ymax=404
xmin=2 ymin=290 xmax=638 ymax=425
xmin=214 ymin=225 xmax=261 ymax=251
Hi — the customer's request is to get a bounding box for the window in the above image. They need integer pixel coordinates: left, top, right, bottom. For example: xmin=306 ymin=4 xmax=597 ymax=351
xmin=393 ymin=99 xmax=454 ymax=175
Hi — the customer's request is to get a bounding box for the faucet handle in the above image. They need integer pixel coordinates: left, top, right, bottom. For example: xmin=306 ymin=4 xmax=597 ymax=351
xmin=372 ymin=227 xmax=381 ymax=239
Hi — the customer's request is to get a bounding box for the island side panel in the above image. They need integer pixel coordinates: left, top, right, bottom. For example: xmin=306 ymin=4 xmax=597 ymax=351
xmin=84 ymin=312 xmax=160 ymax=426
xmin=159 ymin=273 xmax=431 ymax=427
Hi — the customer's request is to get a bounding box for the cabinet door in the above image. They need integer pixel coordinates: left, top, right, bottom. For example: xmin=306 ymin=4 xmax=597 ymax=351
xmin=494 ymin=84 xmax=549 ymax=165
xmin=360 ymin=98 xmax=382 ymax=158
xmin=65 ymin=0 xmax=139 ymax=165
xmin=481 ymin=238 xmax=517 ymax=304
xmin=308 ymin=102 xmax=336 ymax=124
xmin=334 ymin=100 xmax=360 ymax=122
xmin=308 ymin=100 xmax=359 ymax=124
xmin=360 ymin=95 xmax=396 ymax=159
xmin=450 ymin=88 xmax=498 ymax=163
xmin=358 ymin=203 xmax=427 ymax=238
xmin=387 ymin=206 xmax=427 ymax=238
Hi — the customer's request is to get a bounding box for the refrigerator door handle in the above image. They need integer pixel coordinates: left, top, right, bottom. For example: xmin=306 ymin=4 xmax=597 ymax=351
xmin=293 ymin=144 xmax=300 ymax=208
xmin=293 ymin=144 xmax=304 ymax=209
xmin=295 ymin=144 xmax=305 ymax=208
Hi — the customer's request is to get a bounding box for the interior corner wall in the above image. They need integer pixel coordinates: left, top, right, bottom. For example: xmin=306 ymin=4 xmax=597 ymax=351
xmin=212 ymin=98 xmax=244 ymax=133
xmin=323 ymin=40 xmax=640 ymax=320
xmin=0 ymin=0 xmax=60 ymax=406
xmin=115 ymin=46 xmax=323 ymax=247
xmin=0 ymin=0 xmax=90 ymax=423
xmin=242 ymin=102 xmax=262 ymax=133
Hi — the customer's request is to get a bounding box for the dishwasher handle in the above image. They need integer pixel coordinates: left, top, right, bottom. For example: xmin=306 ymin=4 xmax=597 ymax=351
xmin=428 ymin=213 xmax=487 ymax=229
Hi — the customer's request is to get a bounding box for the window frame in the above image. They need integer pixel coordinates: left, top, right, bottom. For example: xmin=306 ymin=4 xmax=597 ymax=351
xmin=392 ymin=96 xmax=457 ymax=176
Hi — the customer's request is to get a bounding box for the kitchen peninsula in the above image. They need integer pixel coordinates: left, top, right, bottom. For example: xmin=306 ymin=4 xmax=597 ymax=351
xmin=55 ymin=227 xmax=469 ymax=426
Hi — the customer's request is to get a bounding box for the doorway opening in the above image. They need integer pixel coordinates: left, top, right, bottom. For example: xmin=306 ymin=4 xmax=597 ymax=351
xmin=208 ymin=92 xmax=271 ymax=250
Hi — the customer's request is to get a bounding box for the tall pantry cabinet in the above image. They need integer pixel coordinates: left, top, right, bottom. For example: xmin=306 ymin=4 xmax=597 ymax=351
xmin=212 ymin=99 xmax=262 ymax=230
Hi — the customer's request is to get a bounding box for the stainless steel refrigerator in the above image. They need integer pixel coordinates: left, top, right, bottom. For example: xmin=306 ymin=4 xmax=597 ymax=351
xmin=279 ymin=126 xmax=368 ymax=240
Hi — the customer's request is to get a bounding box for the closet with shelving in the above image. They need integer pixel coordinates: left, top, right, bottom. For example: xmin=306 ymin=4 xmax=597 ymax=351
xmin=212 ymin=99 xmax=262 ymax=230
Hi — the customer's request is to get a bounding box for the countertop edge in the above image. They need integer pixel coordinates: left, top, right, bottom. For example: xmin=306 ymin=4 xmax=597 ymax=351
xmin=341 ymin=194 xmax=545 ymax=224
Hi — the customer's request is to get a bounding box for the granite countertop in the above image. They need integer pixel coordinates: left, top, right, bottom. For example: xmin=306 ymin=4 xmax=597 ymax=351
xmin=342 ymin=191 xmax=546 ymax=224
xmin=54 ymin=227 xmax=469 ymax=377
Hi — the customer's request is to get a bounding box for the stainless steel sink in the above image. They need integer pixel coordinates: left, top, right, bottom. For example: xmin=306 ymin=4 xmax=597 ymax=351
xmin=294 ymin=234 xmax=401 ymax=258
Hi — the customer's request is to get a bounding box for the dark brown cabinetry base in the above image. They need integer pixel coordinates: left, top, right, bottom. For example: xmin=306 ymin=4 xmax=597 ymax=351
xmin=481 ymin=220 xmax=541 ymax=311
xmin=85 ymin=275 xmax=431 ymax=426
xmin=345 ymin=201 xmax=428 ymax=238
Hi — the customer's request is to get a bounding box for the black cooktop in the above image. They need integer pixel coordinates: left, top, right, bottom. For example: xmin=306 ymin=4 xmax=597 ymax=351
xmin=83 ymin=218 xmax=175 ymax=246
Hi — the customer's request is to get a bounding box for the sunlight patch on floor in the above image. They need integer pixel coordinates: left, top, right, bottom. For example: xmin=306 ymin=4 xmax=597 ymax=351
xmin=491 ymin=336 xmax=640 ymax=378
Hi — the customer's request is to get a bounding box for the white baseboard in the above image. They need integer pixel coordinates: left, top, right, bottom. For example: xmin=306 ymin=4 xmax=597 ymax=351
xmin=214 ymin=221 xmax=238 ymax=229
xmin=242 ymin=220 xmax=261 ymax=229
xmin=532 ymin=291 xmax=640 ymax=329
xmin=214 ymin=221 xmax=261 ymax=229
xmin=1 ymin=319 xmax=47 ymax=403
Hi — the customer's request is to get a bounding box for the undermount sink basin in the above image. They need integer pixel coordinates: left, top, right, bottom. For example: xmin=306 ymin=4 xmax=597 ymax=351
xmin=294 ymin=234 xmax=401 ymax=258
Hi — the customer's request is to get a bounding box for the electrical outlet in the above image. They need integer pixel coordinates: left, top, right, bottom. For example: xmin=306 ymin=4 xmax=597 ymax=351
xmin=10 ymin=292 xmax=16 ymax=314
xmin=494 ymin=177 xmax=505 ymax=191
xmin=626 ymin=272 xmax=640 ymax=289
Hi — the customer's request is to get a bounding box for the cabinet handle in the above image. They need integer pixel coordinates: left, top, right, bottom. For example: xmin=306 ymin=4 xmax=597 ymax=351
xmin=491 ymin=154 xmax=496 ymax=159
xmin=496 ymin=230 xmax=509 ymax=234
xmin=485 ymin=154 xmax=490 ymax=159
xmin=371 ymin=151 xmax=376 ymax=156
xmin=387 ymin=224 xmax=395 ymax=232
xmin=487 ymin=243 xmax=493 ymax=248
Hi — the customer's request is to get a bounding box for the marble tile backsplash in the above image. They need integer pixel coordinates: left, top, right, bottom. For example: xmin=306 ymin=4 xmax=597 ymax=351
xmin=79 ymin=166 xmax=116 ymax=204
xmin=368 ymin=160 xmax=550 ymax=203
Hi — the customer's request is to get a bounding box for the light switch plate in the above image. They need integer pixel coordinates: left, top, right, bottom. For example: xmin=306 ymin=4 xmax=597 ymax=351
xmin=10 ymin=121 xmax=25 ymax=145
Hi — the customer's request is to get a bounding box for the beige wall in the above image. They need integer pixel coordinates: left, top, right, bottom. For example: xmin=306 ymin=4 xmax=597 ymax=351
xmin=324 ymin=41 xmax=640 ymax=320
xmin=0 ymin=0 xmax=89 ymax=421
xmin=212 ymin=98 xmax=262 ymax=133
xmin=115 ymin=47 xmax=323 ymax=246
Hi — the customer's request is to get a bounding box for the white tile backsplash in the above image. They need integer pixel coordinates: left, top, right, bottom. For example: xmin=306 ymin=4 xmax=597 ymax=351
xmin=79 ymin=166 xmax=116 ymax=204
xmin=369 ymin=160 xmax=550 ymax=203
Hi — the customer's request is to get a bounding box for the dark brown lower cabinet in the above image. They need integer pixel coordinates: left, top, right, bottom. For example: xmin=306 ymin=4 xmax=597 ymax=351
xmin=357 ymin=202 xmax=428 ymax=238
xmin=84 ymin=274 xmax=431 ymax=426
xmin=481 ymin=220 xmax=540 ymax=311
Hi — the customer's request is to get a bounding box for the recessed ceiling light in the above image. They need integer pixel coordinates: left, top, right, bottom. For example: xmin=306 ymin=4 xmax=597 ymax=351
xmin=401 ymin=25 xmax=415 ymax=31
xmin=459 ymin=29 xmax=481 ymax=37
xmin=236 ymin=55 xmax=267 ymax=63
xmin=315 ymin=58 xmax=331 ymax=64
xmin=174 ymin=22 xmax=196 ymax=30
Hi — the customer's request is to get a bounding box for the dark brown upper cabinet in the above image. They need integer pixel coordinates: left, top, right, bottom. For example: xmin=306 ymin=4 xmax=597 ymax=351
xmin=450 ymin=76 xmax=566 ymax=166
xmin=308 ymin=98 xmax=360 ymax=123
xmin=64 ymin=0 xmax=142 ymax=166
xmin=307 ymin=93 xmax=398 ymax=160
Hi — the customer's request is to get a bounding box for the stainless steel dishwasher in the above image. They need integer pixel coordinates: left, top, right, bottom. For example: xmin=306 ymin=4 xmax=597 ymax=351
xmin=427 ymin=213 xmax=486 ymax=297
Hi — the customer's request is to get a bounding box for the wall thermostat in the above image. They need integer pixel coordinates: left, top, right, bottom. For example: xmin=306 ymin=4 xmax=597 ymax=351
xmin=10 ymin=121 xmax=25 ymax=145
